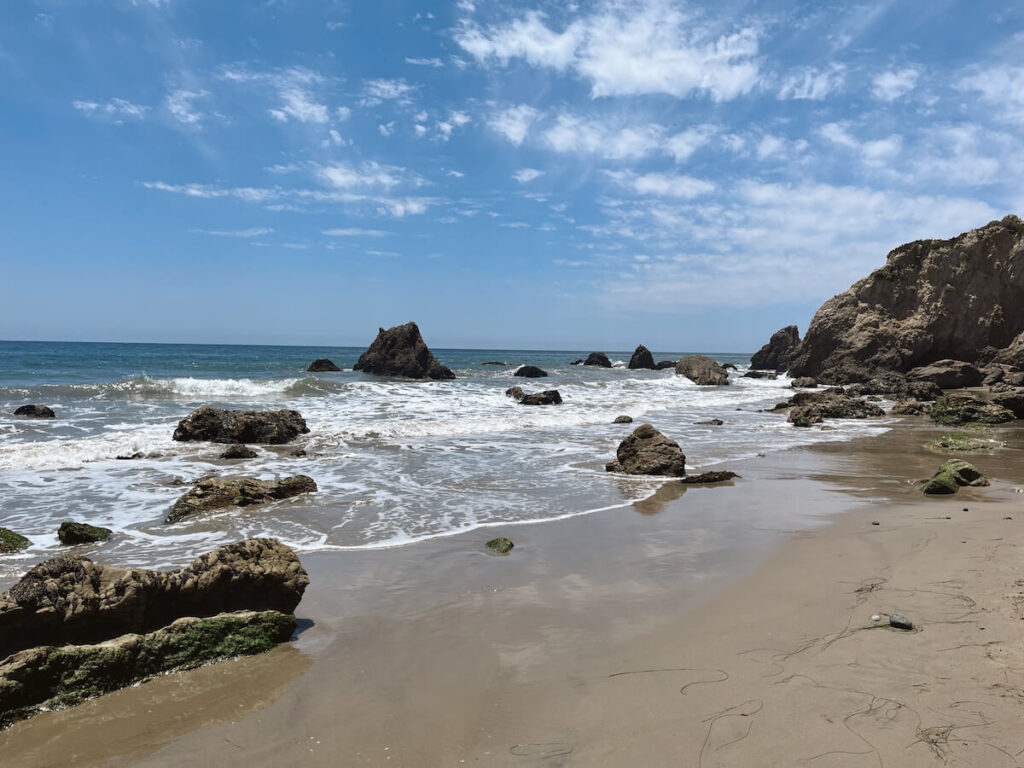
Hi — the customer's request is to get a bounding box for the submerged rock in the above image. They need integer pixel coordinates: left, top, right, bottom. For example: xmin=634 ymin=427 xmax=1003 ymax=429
xmin=485 ymin=538 xmax=514 ymax=555
xmin=0 ymin=538 xmax=308 ymax=660
xmin=306 ymin=358 xmax=341 ymax=372
xmin=675 ymin=355 xmax=730 ymax=386
xmin=750 ymin=325 xmax=800 ymax=372
xmin=921 ymin=459 xmax=990 ymax=495
xmin=505 ymin=386 xmax=525 ymax=402
xmin=514 ymin=365 xmax=548 ymax=378
xmin=627 ymin=345 xmax=656 ymax=370
xmin=929 ymin=394 xmax=1015 ymax=426
xmin=220 ymin=445 xmax=258 ymax=459
xmin=695 ymin=418 xmax=724 ymax=426
xmin=519 ymin=390 xmax=562 ymax=406
xmin=57 ymin=521 xmax=112 ymax=545
xmin=907 ymin=360 xmax=984 ymax=389
xmin=352 ymin=322 xmax=455 ymax=380
xmin=679 ymin=471 xmax=738 ymax=484
xmin=0 ymin=528 xmax=30 ymax=554
xmin=606 ymin=424 xmax=686 ymax=477
xmin=13 ymin=405 xmax=55 ymax=419
xmin=584 ymin=352 xmax=612 ymax=368
xmin=173 ymin=406 xmax=309 ymax=445
xmin=167 ymin=476 xmax=318 ymax=523
xmin=613 ymin=415 xmax=633 ymax=424
xmin=0 ymin=610 xmax=296 ymax=726
xmin=655 ymin=360 xmax=677 ymax=370
xmin=481 ymin=361 xmax=508 ymax=366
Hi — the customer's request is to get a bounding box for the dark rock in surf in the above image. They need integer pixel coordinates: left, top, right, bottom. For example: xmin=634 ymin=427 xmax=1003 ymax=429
xmin=514 ymin=366 xmax=548 ymax=378
xmin=57 ymin=522 xmax=112 ymax=545
xmin=679 ymin=471 xmax=738 ymax=484
xmin=519 ymin=390 xmax=562 ymax=406
xmin=627 ymin=345 xmax=656 ymax=370
xmin=306 ymin=358 xmax=341 ymax=373
xmin=791 ymin=377 xmax=818 ymax=388
xmin=352 ymin=322 xmax=455 ymax=380
xmin=481 ymin=361 xmax=508 ymax=366
xmin=655 ymin=360 xmax=677 ymax=370
xmin=0 ymin=528 xmax=31 ymax=554
xmin=13 ymin=405 xmax=55 ymax=419
xmin=675 ymin=355 xmax=730 ymax=386
xmin=695 ymin=419 xmax=723 ymax=426
xmin=505 ymin=386 xmax=525 ymax=402
xmin=584 ymin=352 xmax=612 ymax=368
xmin=220 ymin=445 xmax=258 ymax=460
xmin=167 ymin=476 xmax=317 ymax=524
xmin=606 ymin=424 xmax=686 ymax=477
xmin=750 ymin=325 xmax=800 ymax=372
xmin=613 ymin=415 xmax=633 ymax=424
xmin=173 ymin=407 xmax=309 ymax=445
xmin=743 ymin=370 xmax=777 ymax=380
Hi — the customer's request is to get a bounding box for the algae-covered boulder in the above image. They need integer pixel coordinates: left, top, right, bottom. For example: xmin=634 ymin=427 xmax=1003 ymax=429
xmin=921 ymin=459 xmax=990 ymax=495
xmin=352 ymin=322 xmax=455 ymax=380
xmin=0 ymin=528 xmax=30 ymax=554
xmin=57 ymin=521 xmax=112 ymax=545
xmin=0 ymin=611 xmax=295 ymax=726
xmin=929 ymin=395 xmax=1015 ymax=426
xmin=676 ymin=355 xmax=730 ymax=385
xmin=606 ymin=423 xmax=687 ymax=476
xmin=613 ymin=415 xmax=633 ymax=424
xmin=173 ymin=406 xmax=309 ymax=444
xmin=167 ymin=475 xmax=317 ymax=524
xmin=485 ymin=538 xmax=514 ymax=555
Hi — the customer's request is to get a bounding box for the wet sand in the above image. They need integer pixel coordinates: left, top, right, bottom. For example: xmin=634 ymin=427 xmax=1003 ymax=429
xmin=3 ymin=419 xmax=1024 ymax=766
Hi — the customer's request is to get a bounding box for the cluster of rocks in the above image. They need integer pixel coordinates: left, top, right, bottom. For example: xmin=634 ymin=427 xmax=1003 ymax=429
xmin=772 ymin=389 xmax=886 ymax=428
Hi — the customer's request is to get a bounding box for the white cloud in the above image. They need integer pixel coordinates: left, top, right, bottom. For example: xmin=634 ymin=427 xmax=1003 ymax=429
xmin=378 ymin=121 xmax=396 ymax=136
xmin=165 ymin=89 xmax=208 ymax=125
xmin=957 ymin=64 xmax=1024 ymax=124
xmin=664 ymin=124 xmax=716 ymax=162
xmin=871 ymin=67 xmax=919 ymax=102
xmin=72 ymin=98 xmax=148 ymax=120
xmin=436 ymin=110 xmax=471 ymax=140
xmin=361 ymin=78 xmax=415 ymax=106
xmin=543 ymin=114 xmax=663 ymax=159
xmin=192 ymin=228 xmax=273 ymax=237
xmin=318 ymin=162 xmax=416 ymax=190
xmin=456 ymin=2 xmax=761 ymax=101
xmin=487 ymin=104 xmax=540 ymax=145
xmin=819 ymin=122 xmax=902 ymax=168
xmin=446 ymin=169 xmax=466 ymax=178
xmin=605 ymin=170 xmax=714 ymax=198
xmin=777 ymin=65 xmax=846 ymax=100
xmin=336 ymin=106 xmax=352 ymax=121
xmin=406 ymin=57 xmax=444 ymax=67
xmin=269 ymin=87 xmax=329 ymax=123
xmin=220 ymin=66 xmax=332 ymax=125
xmin=513 ymin=168 xmax=545 ymax=183
xmin=322 ymin=228 xmax=390 ymax=236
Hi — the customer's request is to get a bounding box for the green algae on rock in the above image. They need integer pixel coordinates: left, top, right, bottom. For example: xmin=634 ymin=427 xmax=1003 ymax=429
xmin=0 ymin=528 xmax=30 ymax=554
xmin=485 ymin=538 xmax=514 ymax=555
xmin=929 ymin=395 xmax=1015 ymax=426
xmin=921 ymin=459 xmax=990 ymax=495
xmin=57 ymin=521 xmax=112 ymax=545
xmin=927 ymin=432 xmax=1005 ymax=453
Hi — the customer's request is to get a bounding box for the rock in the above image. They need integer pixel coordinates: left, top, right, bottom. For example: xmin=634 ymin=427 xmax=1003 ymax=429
xmin=570 ymin=359 xmax=585 ymax=365
xmin=167 ymin=476 xmax=317 ymax=524
xmin=481 ymin=361 xmax=508 ymax=366
xmin=655 ymin=361 xmax=677 ymax=370
xmin=485 ymin=538 xmax=514 ymax=555
xmin=352 ymin=322 xmax=455 ymax=380
xmin=743 ymin=370 xmax=777 ymax=379
xmin=306 ymin=358 xmax=341 ymax=372
xmin=173 ymin=407 xmax=309 ymax=445
xmin=627 ymin=345 xmax=656 ymax=370
xmin=0 ymin=610 xmax=295 ymax=725
xmin=992 ymin=388 xmax=1024 ymax=418
xmin=57 ymin=522 xmax=112 ymax=545
xmin=613 ymin=415 xmax=633 ymax=424
xmin=722 ymin=364 xmax=738 ymax=371
xmin=675 ymin=355 xmax=730 ymax=386
xmin=115 ymin=453 xmax=143 ymax=460
xmin=584 ymin=352 xmax=612 ymax=368
xmin=519 ymin=390 xmax=562 ymax=406
xmin=890 ymin=400 xmax=931 ymax=416
xmin=907 ymin=360 xmax=984 ymax=389
xmin=13 ymin=405 xmax=55 ymax=419
xmin=785 ymin=390 xmax=885 ymax=425
xmin=605 ymin=424 xmax=686 ymax=477
xmin=791 ymin=377 xmax=817 ymax=388
xmin=695 ymin=418 xmax=723 ymax=426
xmin=505 ymin=386 xmax=525 ymax=402
xmin=921 ymin=459 xmax=990 ymax=494
xmin=514 ymin=365 xmax=548 ymax=378
xmin=844 ymin=375 xmax=942 ymax=401
xmin=220 ymin=445 xmax=258 ymax=459
xmin=679 ymin=471 xmax=738 ymax=484
xmin=0 ymin=528 xmax=30 ymax=554
xmin=290 ymin=448 xmax=307 ymax=457
xmin=889 ymin=613 xmax=914 ymax=631
xmin=0 ymin=538 xmax=308 ymax=660
xmin=929 ymin=394 xmax=1015 ymax=426
xmin=789 ymin=217 xmax=1024 ymax=383
xmin=750 ymin=325 xmax=800 ymax=372
xmin=928 ymin=432 xmax=1003 ymax=452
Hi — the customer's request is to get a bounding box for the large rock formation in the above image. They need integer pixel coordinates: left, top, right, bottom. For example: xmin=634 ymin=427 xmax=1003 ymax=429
xmin=352 ymin=322 xmax=455 ymax=380
xmin=173 ymin=407 xmax=309 ymax=444
xmin=750 ymin=326 xmax=800 ymax=372
xmin=167 ymin=476 xmax=318 ymax=523
xmin=788 ymin=216 xmax=1024 ymax=383
xmin=628 ymin=345 xmax=656 ymax=370
xmin=605 ymin=424 xmax=687 ymax=476
xmin=0 ymin=538 xmax=308 ymax=661
xmin=907 ymin=360 xmax=984 ymax=389
xmin=675 ymin=355 xmax=730 ymax=385
xmin=583 ymin=352 xmax=612 ymax=368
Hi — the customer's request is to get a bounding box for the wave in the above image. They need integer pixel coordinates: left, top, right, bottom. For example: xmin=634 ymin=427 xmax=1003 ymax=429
xmin=0 ymin=375 xmax=346 ymax=402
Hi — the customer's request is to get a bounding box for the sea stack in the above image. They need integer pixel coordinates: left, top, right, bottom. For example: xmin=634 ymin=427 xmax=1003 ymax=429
xmin=627 ymin=345 xmax=656 ymax=370
xmin=750 ymin=326 xmax=800 ymax=372
xmin=353 ymin=322 xmax=455 ymax=380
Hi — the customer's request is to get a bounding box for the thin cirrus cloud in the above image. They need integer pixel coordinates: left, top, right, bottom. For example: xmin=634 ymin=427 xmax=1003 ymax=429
xmin=164 ymin=89 xmax=208 ymax=125
xmin=487 ymin=104 xmax=540 ymax=144
xmin=321 ymin=227 xmax=390 ymax=237
xmin=73 ymin=98 xmax=148 ymax=120
xmin=191 ymin=227 xmax=274 ymax=237
xmin=513 ymin=168 xmax=545 ymax=183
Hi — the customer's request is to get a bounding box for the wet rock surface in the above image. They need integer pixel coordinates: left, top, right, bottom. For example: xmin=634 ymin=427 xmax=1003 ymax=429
xmin=519 ymin=390 xmax=562 ymax=406
xmin=13 ymin=405 xmax=55 ymax=419
xmin=583 ymin=352 xmax=612 ymax=368
xmin=173 ymin=406 xmax=309 ymax=445
xmin=606 ymin=424 xmax=687 ymax=477
xmin=352 ymin=322 xmax=455 ymax=380
xmin=627 ymin=345 xmax=656 ymax=370
xmin=514 ymin=365 xmax=548 ymax=378
xmin=306 ymin=358 xmax=341 ymax=372
xmin=675 ymin=355 xmax=730 ymax=386
xmin=57 ymin=522 xmax=112 ymax=545
xmin=167 ymin=476 xmax=318 ymax=523
xmin=929 ymin=395 xmax=1015 ymax=426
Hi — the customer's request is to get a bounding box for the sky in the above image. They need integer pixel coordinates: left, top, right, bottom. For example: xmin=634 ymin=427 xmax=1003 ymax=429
xmin=1 ymin=0 xmax=1022 ymax=351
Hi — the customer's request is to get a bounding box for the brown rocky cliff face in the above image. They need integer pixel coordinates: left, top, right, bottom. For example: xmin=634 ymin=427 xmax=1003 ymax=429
xmin=788 ymin=216 xmax=1024 ymax=383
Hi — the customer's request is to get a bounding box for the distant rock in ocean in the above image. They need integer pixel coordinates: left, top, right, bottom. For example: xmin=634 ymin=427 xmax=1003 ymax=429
xmin=627 ymin=345 xmax=656 ymax=370
xmin=584 ymin=352 xmax=612 ymax=368
xmin=514 ymin=365 xmax=548 ymax=378
xmin=173 ymin=406 xmax=309 ymax=444
xmin=750 ymin=326 xmax=800 ymax=372
xmin=307 ymin=358 xmax=341 ymax=372
xmin=675 ymin=355 xmax=730 ymax=386
xmin=13 ymin=405 xmax=55 ymax=419
xmin=352 ymin=322 xmax=455 ymax=380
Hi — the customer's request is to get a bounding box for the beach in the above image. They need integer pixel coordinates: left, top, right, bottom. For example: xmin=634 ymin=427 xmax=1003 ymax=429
xmin=3 ymin=417 xmax=1022 ymax=766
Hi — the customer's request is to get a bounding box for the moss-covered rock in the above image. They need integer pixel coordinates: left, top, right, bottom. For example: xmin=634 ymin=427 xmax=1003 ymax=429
xmin=921 ymin=459 xmax=989 ymax=495
xmin=0 ymin=528 xmax=30 ymax=554
xmin=485 ymin=538 xmax=514 ymax=555
xmin=927 ymin=432 xmax=1005 ymax=452
xmin=921 ymin=471 xmax=960 ymax=495
xmin=0 ymin=610 xmax=295 ymax=725
xmin=929 ymin=395 xmax=1015 ymax=426
xmin=57 ymin=521 xmax=112 ymax=545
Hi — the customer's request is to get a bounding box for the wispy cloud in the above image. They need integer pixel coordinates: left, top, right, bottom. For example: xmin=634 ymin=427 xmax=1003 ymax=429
xmin=191 ymin=227 xmax=274 ymax=237
xmin=513 ymin=168 xmax=545 ymax=183
xmin=487 ymin=104 xmax=540 ymax=145
xmin=73 ymin=98 xmax=148 ymax=120
xmin=321 ymin=227 xmax=390 ymax=236
xmin=777 ymin=64 xmax=846 ymax=100
xmin=406 ymin=57 xmax=444 ymax=68
xmin=164 ymin=89 xmax=208 ymax=125
xmin=871 ymin=67 xmax=919 ymax=102
xmin=360 ymin=78 xmax=415 ymax=106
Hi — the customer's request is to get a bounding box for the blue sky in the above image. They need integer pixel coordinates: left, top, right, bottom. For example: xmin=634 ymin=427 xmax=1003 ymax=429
xmin=1 ymin=0 xmax=1022 ymax=351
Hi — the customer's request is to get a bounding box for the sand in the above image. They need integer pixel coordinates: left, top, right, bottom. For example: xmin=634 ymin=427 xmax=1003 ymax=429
xmin=2 ymin=419 xmax=1023 ymax=767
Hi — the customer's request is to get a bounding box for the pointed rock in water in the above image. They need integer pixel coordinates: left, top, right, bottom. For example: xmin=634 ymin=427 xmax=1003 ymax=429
xmin=0 ymin=528 xmax=31 ymax=554
xmin=675 ymin=355 xmax=730 ymax=386
xmin=606 ymin=423 xmax=686 ymax=477
xmin=584 ymin=352 xmax=612 ymax=368
xmin=750 ymin=325 xmax=800 ymax=372
xmin=613 ymin=415 xmax=633 ymax=424
xmin=13 ymin=405 xmax=55 ymax=419
xmin=514 ymin=365 xmax=548 ymax=378
xmin=173 ymin=406 xmax=309 ymax=445
xmin=627 ymin=345 xmax=656 ymax=370
xmin=167 ymin=476 xmax=318 ymax=523
xmin=307 ymin=358 xmax=341 ymax=372
xmin=519 ymin=390 xmax=562 ymax=405
xmin=352 ymin=322 xmax=455 ymax=380
xmin=679 ymin=471 xmax=738 ymax=484
xmin=57 ymin=521 xmax=112 ymax=545
xmin=505 ymin=386 xmax=525 ymax=401
xmin=220 ymin=445 xmax=258 ymax=459
xmin=485 ymin=538 xmax=514 ymax=555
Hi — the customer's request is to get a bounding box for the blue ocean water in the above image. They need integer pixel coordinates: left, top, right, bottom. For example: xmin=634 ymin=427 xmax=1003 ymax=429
xmin=0 ymin=340 xmax=890 ymax=577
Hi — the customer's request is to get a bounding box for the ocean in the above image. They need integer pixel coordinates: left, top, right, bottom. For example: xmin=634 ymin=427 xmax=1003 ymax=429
xmin=0 ymin=340 xmax=891 ymax=577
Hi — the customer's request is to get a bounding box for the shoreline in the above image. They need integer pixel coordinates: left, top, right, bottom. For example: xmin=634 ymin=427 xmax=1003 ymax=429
xmin=2 ymin=417 xmax=1023 ymax=765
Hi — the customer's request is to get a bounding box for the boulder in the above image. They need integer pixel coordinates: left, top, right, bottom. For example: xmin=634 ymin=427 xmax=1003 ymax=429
xmin=352 ymin=322 xmax=455 ymax=380
xmin=0 ymin=528 xmax=30 ymax=554
xmin=750 ymin=325 xmax=800 ymax=372
xmin=992 ymin=388 xmax=1024 ymax=419
xmin=505 ymin=386 xmax=525 ymax=402
xmin=890 ymin=400 xmax=931 ymax=416
xmin=306 ymin=358 xmax=341 ymax=372
xmin=789 ymin=217 xmax=1024 ymax=383
xmin=785 ymin=390 xmax=885 ymax=425
xmin=921 ymin=459 xmax=989 ymax=495
xmin=57 ymin=522 xmax=112 ymax=545
xmin=167 ymin=476 xmax=318 ymax=524
xmin=519 ymin=390 xmax=562 ymax=406
xmin=0 ymin=610 xmax=295 ymax=726
xmin=695 ymin=419 xmax=723 ymax=426
xmin=675 ymin=355 xmax=730 ymax=386
xmin=743 ymin=370 xmax=777 ymax=379
xmin=929 ymin=394 xmax=1015 ymax=426
xmin=679 ymin=471 xmax=738 ymax=484
xmin=605 ymin=424 xmax=686 ymax=477
xmin=220 ymin=445 xmax=258 ymax=460
xmin=791 ymin=377 xmax=817 ymax=388
xmin=584 ymin=352 xmax=612 ymax=368
xmin=907 ymin=360 xmax=984 ymax=389
xmin=613 ymin=415 xmax=633 ymax=424
xmin=514 ymin=366 xmax=548 ymax=378
xmin=13 ymin=405 xmax=55 ymax=419
xmin=627 ymin=345 xmax=656 ymax=370
xmin=173 ymin=407 xmax=309 ymax=445
xmin=0 ymin=538 xmax=308 ymax=660
xmin=485 ymin=538 xmax=514 ymax=555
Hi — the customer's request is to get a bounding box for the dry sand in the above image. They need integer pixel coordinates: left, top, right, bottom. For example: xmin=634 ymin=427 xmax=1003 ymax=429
xmin=2 ymin=419 xmax=1024 ymax=767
